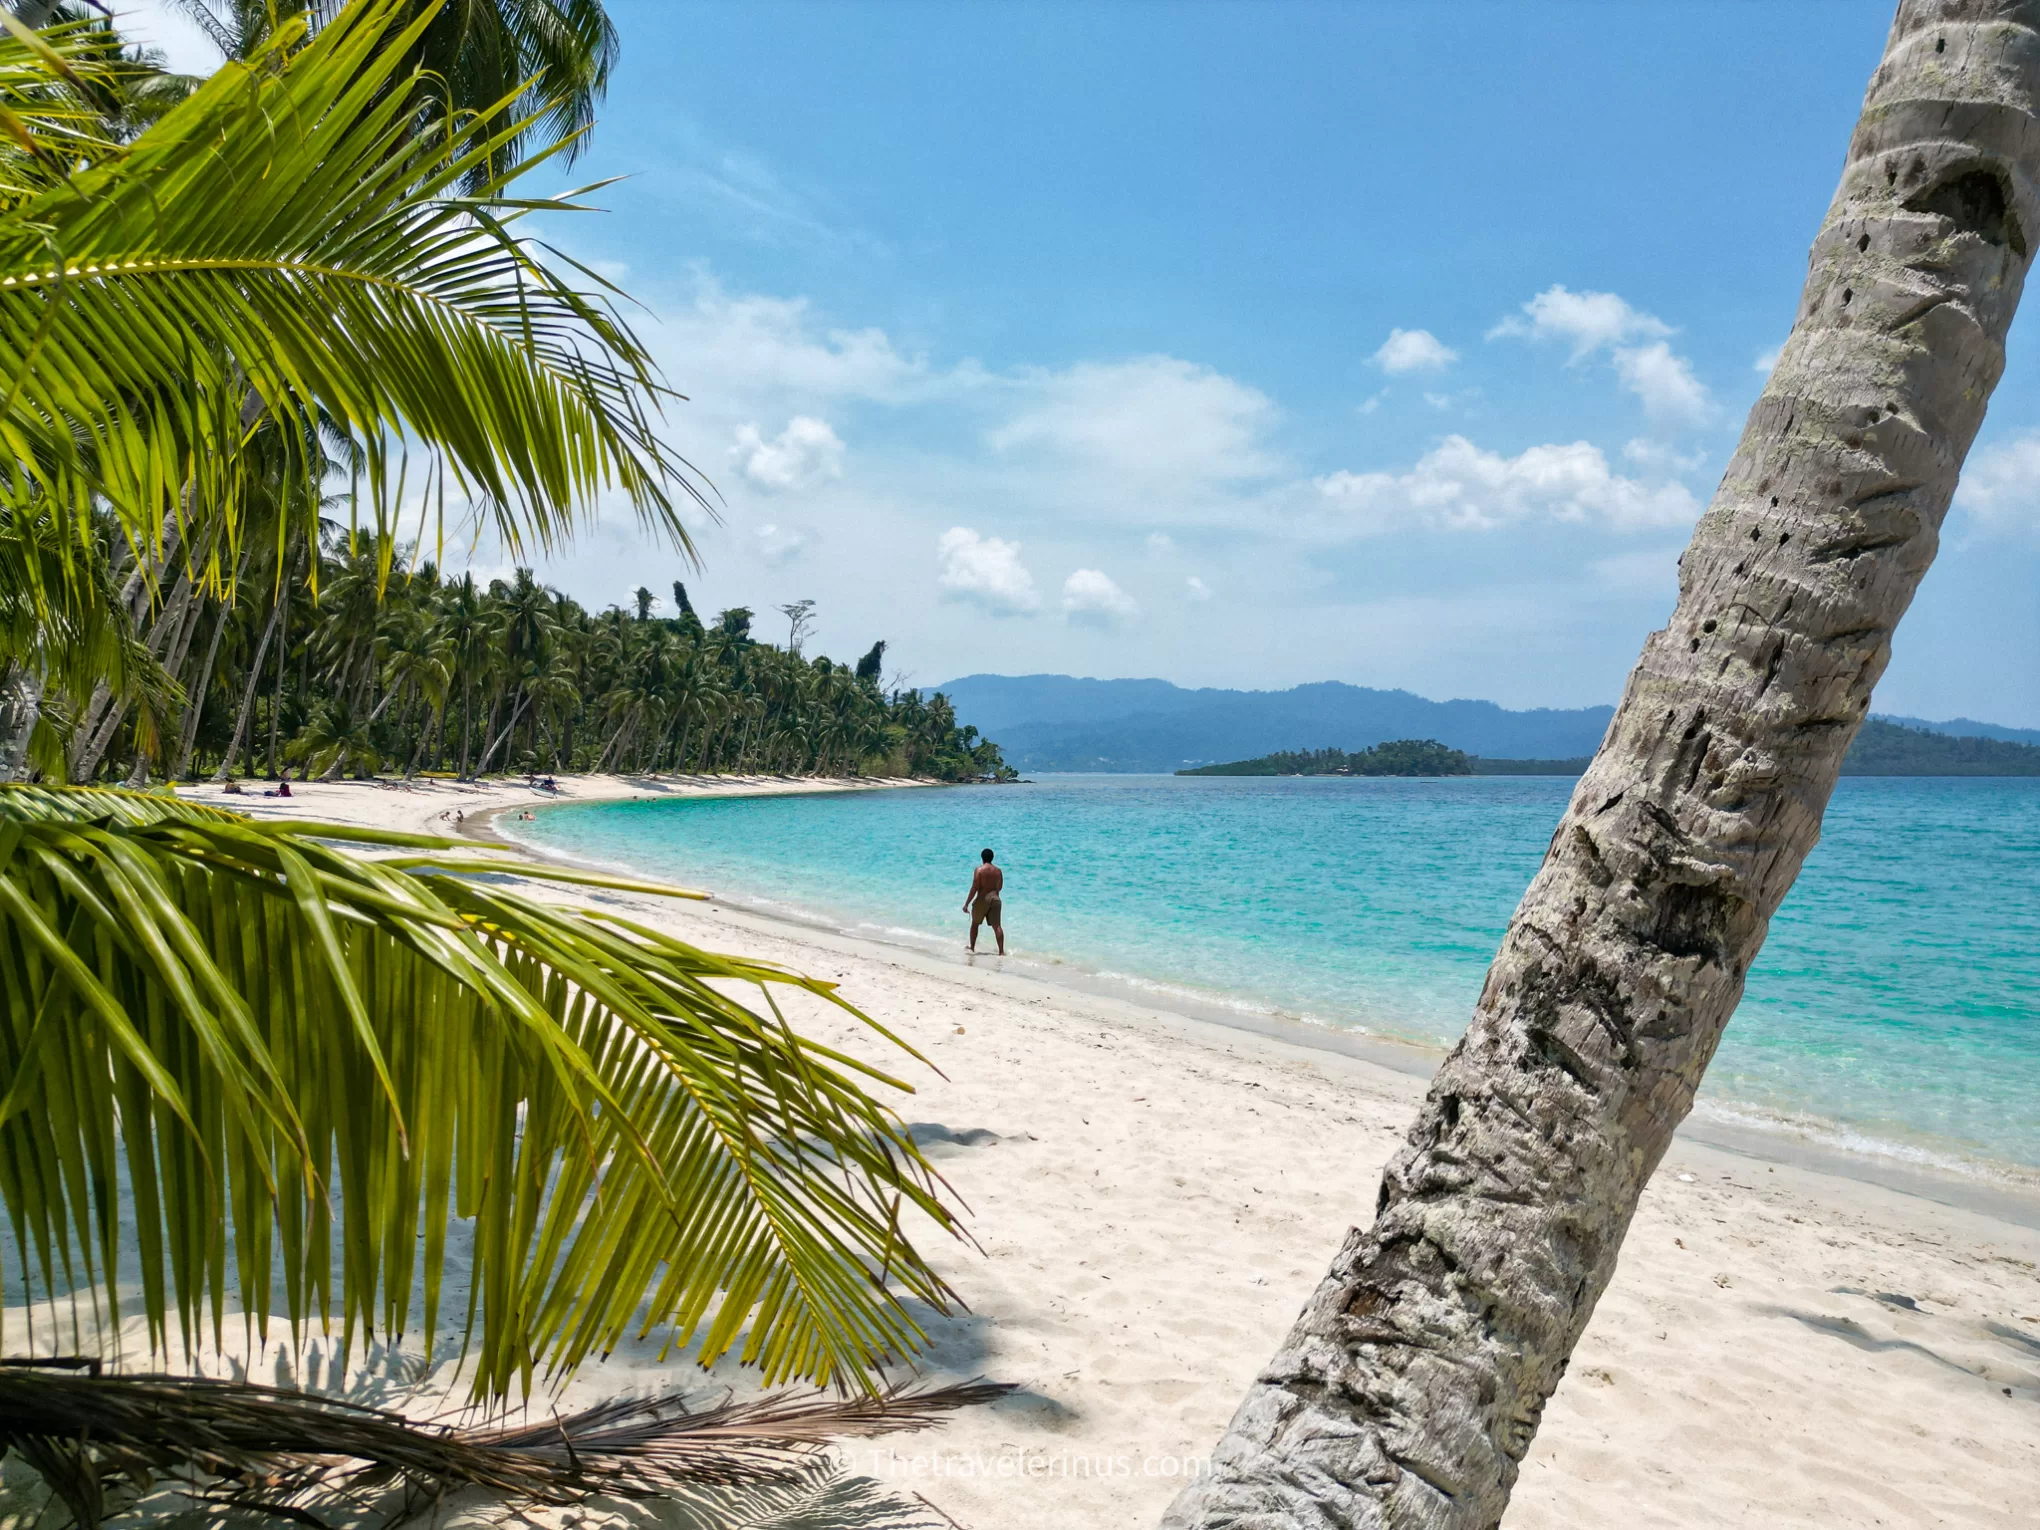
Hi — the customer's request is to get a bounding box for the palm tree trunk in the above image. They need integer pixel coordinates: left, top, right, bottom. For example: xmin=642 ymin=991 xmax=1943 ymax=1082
xmin=265 ymin=585 xmax=290 ymax=778
xmin=1169 ymin=11 xmax=2040 ymax=1527
xmin=73 ymin=569 xmax=193 ymax=782
xmin=125 ymin=585 xmax=212 ymax=785
xmin=0 ymin=669 xmax=45 ymax=782
xmin=213 ymin=592 xmax=285 ymax=782
xmin=169 ymin=594 xmax=237 ymax=781
xmin=472 ymin=691 xmax=531 ymax=777
xmin=595 ymin=707 xmax=638 ymax=773
xmin=408 ymin=706 xmax=441 ymax=777
xmin=67 ymin=516 xmax=184 ymax=758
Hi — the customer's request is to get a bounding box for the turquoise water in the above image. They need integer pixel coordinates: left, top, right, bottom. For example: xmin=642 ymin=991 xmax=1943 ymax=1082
xmin=517 ymin=776 xmax=2040 ymax=1176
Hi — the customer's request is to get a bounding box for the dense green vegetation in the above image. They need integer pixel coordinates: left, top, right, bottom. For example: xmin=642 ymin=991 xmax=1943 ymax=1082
xmin=53 ymin=535 xmax=1012 ymax=785
xmin=1840 ymin=718 xmax=2040 ymax=775
xmin=1180 ymin=739 xmax=1474 ymax=776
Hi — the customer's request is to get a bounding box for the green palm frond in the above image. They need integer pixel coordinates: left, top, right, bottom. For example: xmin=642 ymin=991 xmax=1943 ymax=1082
xmin=0 ymin=0 xmax=701 ymax=580
xmin=0 ymin=15 xmax=129 ymax=200
xmin=0 ymin=784 xmax=964 ymax=1399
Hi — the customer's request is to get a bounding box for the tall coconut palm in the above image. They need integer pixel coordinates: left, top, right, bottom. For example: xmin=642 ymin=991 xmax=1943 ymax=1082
xmin=0 ymin=0 xmax=695 ymax=584
xmin=167 ymin=0 xmax=617 ymax=186
xmin=1166 ymin=7 xmax=2040 ymax=1526
xmin=0 ymin=9 xmax=977 ymax=1518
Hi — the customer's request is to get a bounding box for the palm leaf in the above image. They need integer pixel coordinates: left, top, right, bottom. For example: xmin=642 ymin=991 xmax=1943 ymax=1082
xmin=0 ymin=1365 xmax=1005 ymax=1528
xmin=0 ymin=784 xmax=965 ymax=1399
xmin=0 ymin=0 xmax=703 ymax=582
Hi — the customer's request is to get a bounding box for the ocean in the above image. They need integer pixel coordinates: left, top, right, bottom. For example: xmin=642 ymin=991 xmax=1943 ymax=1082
xmin=513 ymin=775 xmax=2040 ymax=1180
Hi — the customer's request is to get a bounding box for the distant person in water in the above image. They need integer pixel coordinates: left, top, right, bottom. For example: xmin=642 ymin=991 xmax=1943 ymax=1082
xmin=964 ymin=848 xmax=1005 ymax=955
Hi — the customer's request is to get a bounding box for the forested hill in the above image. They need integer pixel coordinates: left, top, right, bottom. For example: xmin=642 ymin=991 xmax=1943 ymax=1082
xmin=1181 ymin=741 xmax=1473 ymax=777
xmin=941 ymin=674 xmax=2040 ymax=776
xmin=1877 ymin=714 xmax=2040 ymax=747
xmin=1840 ymin=719 xmax=2040 ymax=775
xmin=1200 ymin=721 xmax=2040 ymax=780
xmin=938 ymin=675 xmax=1613 ymax=771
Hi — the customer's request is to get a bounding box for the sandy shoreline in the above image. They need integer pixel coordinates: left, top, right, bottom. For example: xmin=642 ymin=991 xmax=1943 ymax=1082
xmin=176 ymin=768 xmax=935 ymax=839
xmin=175 ymin=772 xmax=2040 ymax=1527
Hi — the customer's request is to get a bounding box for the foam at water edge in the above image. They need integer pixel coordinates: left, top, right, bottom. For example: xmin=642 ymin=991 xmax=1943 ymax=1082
xmin=1690 ymin=1098 xmax=2040 ymax=1191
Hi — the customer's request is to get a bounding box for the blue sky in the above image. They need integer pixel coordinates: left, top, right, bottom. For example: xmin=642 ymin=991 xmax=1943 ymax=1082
xmin=128 ymin=2 xmax=2040 ymax=724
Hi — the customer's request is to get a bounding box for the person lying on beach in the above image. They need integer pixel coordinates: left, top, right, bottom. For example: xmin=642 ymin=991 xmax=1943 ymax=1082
xmin=964 ymin=848 xmax=1005 ymax=955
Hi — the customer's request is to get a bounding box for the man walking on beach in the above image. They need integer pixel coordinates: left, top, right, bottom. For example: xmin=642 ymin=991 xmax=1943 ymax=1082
xmin=964 ymin=848 xmax=1005 ymax=955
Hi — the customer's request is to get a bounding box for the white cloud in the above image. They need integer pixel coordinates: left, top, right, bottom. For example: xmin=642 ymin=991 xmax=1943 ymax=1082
xmin=664 ymin=277 xmax=928 ymax=404
xmin=1753 ymin=344 xmax=1783 ymax=373
xmin=1490 ymin=285 xmax=1710 ymax=427
xmin=1315 ymin=434 xmax=1699 ymax=534
xmin=731 ymin=416 xmax=846 ymax=490
xmin=936 ymin=527 xmax=1041 ymax=614
xmin=1954 ymin=432 xmax=2040 ymax=533
xmin=1062 ymin=568 xmax=1139 ymax=627
xmin=990 ymin=357 xmax=1278 ymax=491
xmin=1186 ymin=575 xmax=1213 ymax=602
xmin=1147 ymin=532 xmax=1176 ymax=553
xmin=755 ymin=523 xmax=812 ymax=565
xmin=1372 ymin=328 xmax=1458 ymax=375
xmin=1612 ymin=341 xmax=1712 ymax=424
xmin=1490 ymin=285 xmax=1672 ymax=359
xmin=1623 ymin=438 xmax=1707 ymax=474
xmin=1358 ymin=391 xmax=1385 ymax=415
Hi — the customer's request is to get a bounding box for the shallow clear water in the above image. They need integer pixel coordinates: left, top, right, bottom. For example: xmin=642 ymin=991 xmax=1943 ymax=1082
xmin=517 ymin=776 xmax=2040 ymax=1175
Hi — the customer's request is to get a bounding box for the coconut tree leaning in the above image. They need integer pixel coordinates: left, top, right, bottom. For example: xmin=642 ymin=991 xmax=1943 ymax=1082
xmin=1167 ymin=6 xmax=2040 ymax=1527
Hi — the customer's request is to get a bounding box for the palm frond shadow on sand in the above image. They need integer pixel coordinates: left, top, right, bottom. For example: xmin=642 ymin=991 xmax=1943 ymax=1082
xmin=0 ymin=1366 xmax=1005 ymax=1528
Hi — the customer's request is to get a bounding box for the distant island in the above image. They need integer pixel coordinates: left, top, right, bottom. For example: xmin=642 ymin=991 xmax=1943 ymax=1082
xmin=940 ymin=674 xmax=1613 ymax=772
xmin=1181 ymin=740 xmax=1473 ymax=777
xmin=1840 ymin=719 xmax=2040 ymax=775
xmin=944 ymin=674 xmax=2040 ymax=777
xmin=1178 ymin=720 xmax=2040 ymax=781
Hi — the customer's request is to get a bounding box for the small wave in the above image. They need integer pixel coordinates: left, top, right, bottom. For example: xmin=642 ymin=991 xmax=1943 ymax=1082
xmin=1689 ymin=1098 xmax=2040 ymax=1188
xmin=1093 ymin=968 xmax=1287 ymax=1019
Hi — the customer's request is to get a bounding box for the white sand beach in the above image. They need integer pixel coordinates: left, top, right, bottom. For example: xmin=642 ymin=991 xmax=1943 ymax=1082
xmin=177 ymin=770 xmax=932 ymax=837
xmin=173 ymin=775 xmax=2040 ymax=1528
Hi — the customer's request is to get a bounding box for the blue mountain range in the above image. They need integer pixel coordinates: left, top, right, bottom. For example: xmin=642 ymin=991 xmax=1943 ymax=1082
xmin=937 ymin=673 xmax=2040 ymax=773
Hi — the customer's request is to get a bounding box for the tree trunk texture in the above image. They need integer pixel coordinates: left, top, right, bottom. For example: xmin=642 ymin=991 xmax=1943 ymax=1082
xmin=123 ymin=583 xmax=212 ymax=785
xmin=1165 ymin=8 xmax=2040 ymax=1528
xmin=168 ymin=596 xmax=235 ymax=781
xmin=472 ymin=691 xmax=531 ymax=776
xmin=0 ymin=669 xmax=44 ymax=782
xmin=72 ymin=568 xmax=190 ymax=782
xmin=68 ymin=516 xmax=190 ymax=777
xmin=214 ymin=595 xmax=285 ymax=782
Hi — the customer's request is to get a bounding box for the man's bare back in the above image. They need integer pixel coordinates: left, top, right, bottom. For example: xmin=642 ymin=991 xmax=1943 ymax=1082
xmin=965 ymin=849 xmax=1005 ymax=954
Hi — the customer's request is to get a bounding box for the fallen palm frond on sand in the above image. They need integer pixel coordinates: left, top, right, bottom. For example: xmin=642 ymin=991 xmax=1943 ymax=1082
xmin=0 ymin=1366 xmax=1009 ymax=1527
